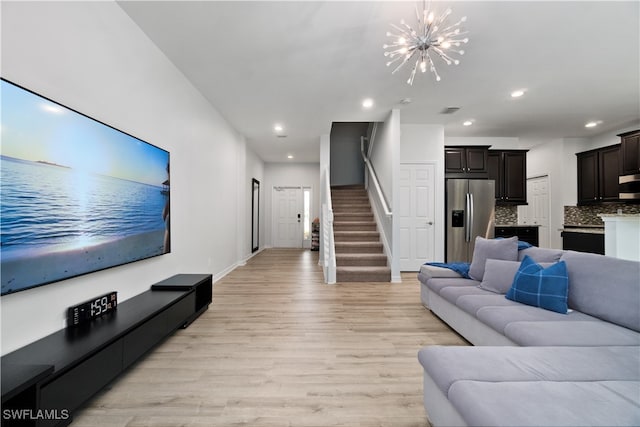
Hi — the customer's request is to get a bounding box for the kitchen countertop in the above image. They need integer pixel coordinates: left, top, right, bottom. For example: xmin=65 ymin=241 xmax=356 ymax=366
xmin=562 ymin=227 xmax=605 ymax=234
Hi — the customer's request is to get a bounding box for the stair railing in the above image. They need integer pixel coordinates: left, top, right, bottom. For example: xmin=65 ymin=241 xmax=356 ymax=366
xmin=361 ymin=136 xmax=392 ymax=217
xmin=321 ymin=167 xmax=336 ymax=284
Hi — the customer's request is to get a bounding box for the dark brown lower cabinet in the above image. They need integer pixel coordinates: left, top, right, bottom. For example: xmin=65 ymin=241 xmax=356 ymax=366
xmin=561 ymin=231 xmax=604 ymax=255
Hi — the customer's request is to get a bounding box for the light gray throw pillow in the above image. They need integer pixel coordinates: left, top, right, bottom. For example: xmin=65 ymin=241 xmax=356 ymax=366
xmin=469 ymin=236 xmax=518 ymax=281
xmin=479 ymin=260 xmax=521 ymax=294
xmin=518 ymin=246 xmax=564 ymax=263
xmin=480 ymin=259 xmax=554 ymax=294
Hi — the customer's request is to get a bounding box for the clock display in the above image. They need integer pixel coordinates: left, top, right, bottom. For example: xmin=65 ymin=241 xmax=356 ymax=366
xmin=68 ymin=292 xmax=117 ymax=327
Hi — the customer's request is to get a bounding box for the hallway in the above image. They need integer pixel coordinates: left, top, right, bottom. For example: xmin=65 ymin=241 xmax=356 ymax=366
xmin=74 ymin=249 xmax=467 ymax=426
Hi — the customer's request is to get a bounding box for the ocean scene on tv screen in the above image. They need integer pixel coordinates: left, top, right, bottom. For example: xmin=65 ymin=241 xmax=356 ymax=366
xmin=0 ymin=80 xmax=170 ymax=295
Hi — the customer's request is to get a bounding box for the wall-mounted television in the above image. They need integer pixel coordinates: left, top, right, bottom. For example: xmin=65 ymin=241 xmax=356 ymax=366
xmin=1 ymin=78 xmax=170 ymax=295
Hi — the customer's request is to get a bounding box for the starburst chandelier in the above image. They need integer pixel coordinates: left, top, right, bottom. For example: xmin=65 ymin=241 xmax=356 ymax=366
xmin=383 ymin=1 xmax=469 ymax=85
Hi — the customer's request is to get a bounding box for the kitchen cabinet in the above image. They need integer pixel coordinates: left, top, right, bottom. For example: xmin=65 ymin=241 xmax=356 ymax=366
xmin=445 ymin=146 xmax=490 ymax=178
xmin=487 ymin=150 xmax=528 ymax=204
xmin=561 ymin=230 xmax=605 ymax=255
xmin=577 ymin=144 xmax=620 ymax=204
xmin=619 ymin=129 xmax=640 ymax=175
xmin=495 ymin=225 xmax=539 ymax=247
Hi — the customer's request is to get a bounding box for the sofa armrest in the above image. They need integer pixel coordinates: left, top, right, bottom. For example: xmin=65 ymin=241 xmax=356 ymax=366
xmin=419 ymin=265 xmax=464 ymax=281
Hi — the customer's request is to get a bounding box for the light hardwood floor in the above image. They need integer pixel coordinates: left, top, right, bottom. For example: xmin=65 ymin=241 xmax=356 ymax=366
xmin=73 ymin=249 xmax=468 ymax=427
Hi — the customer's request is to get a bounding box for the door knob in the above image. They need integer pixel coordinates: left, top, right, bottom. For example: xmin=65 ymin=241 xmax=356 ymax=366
xmin=427 ymin=221 xmax=433 ymax=225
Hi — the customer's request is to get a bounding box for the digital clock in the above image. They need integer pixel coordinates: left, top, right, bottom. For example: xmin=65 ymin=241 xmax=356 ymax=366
xmin=67 ymin=292 xmax=117 ymax=327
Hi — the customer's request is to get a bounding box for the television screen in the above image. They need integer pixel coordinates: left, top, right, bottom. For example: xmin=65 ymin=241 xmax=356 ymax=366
xmin=1 ymin=78 xmax=170 ymax=295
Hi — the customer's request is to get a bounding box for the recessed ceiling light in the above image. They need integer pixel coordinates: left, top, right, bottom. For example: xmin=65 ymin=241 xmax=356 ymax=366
xmin=463 ymin=120 xmax=473 ymax=126
xmin=362 ymin=98 xmax=374 ymax=108
xmin=287 ymin=155 xmax=293 ymax=159
xmin=585 ymin=121 xmax=601 ymax=128
xmin=510 ymin=89 xmax=526 ymax=98
xmin=274 ymin=124 xmax=284 ymax=132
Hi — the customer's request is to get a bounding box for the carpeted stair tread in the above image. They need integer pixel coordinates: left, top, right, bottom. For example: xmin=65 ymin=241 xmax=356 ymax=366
xmin=334 ymin=222 xmax=377 ymax=231
xmin=333 ymin=213 xmax=374 ymax=222
xmin=336 ymin=253 xmax=388 ymax=266
xmin=334 ymin=231 xmax=380 ymax=242
xmin=336 ymin=266 xmax=392 ymax=282
xmin=332 ymin=205 xmax=371 ymax=212
xmin=335 ymin=241 xmax=383 ymax=254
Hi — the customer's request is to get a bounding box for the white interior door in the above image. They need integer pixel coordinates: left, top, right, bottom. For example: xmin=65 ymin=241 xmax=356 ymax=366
xmin=518 ymin=175 xmax=550 ymax=248
xmin=398 ymin=163 xmax=436 ymax=271
xmin=273 ymin=187 xmax=302 ymax=248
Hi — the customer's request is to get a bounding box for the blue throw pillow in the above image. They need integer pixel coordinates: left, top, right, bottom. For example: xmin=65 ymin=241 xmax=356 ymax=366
xmin=505 ymin=255 xmax=569 ymax=314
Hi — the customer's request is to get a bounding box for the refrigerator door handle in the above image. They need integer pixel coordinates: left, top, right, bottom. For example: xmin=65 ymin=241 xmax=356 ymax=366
xmin=465 ymin=193 xmax=471 ymax=242
xmin=469 ymin=193 xmax=475 ymax=243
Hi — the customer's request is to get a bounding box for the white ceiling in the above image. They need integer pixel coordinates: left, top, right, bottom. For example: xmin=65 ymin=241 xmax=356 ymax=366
xmin=119 ymin=1 xmax=640 ymax=163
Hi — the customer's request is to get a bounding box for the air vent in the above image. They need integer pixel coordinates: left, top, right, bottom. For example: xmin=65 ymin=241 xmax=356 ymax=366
xmin=440 ymin=107 xmax=460 ymax=114
xmin=277 ymin=134 xmax=288 ymax=138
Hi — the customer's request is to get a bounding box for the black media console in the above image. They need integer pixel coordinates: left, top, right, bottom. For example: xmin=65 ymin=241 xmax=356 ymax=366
xmin=1 ymin=274 xmax=212 ymax=427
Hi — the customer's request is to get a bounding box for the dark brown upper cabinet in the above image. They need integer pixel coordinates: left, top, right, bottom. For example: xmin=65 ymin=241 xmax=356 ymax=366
xmin=487 ymin=150 xmax=528 ymax=205
xmin=619 ymin=129 xmax=640 ymax=175
xmin=577 ymin=144 xmax=620 ymax=205
xmin=445 ymin=146 xmax=490 ymax=178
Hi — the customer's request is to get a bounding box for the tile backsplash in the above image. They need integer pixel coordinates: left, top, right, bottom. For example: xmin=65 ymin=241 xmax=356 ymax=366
xmin=564 ymin=204 xmax=640 ymax=226
xmin=495 ymin=205 xmax=518 ymax=225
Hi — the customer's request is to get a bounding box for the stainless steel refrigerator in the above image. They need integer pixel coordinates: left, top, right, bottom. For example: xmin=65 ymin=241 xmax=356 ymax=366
xmin=446 ymin=179 xmax=496 ymax=262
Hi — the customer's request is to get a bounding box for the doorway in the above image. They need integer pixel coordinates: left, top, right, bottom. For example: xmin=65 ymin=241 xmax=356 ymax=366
xmin=272 ymin=186 xmax=311 ymax=248
xmin=398 ymin=163 xmax=436 ymax=271
xmin=518 ymin=175 xmax=550 ymax=248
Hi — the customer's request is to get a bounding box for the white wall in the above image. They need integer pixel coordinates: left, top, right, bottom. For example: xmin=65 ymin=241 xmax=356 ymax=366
xmin=368 ymin=110 xmax=401 ymax=280
xmin=263 ymin=163 xmax=320 ymax=247
xmin=581 ymin=122 xmax=640 ymax=151
xmin=526 ymin=138 xmax=569 ymax=249
xmin=329 ymin=123 xmax=366 ymax=186
xmin=0 ymin=2 xmax=251 ymax=354
xmin=444 ymin=136 xmax=522 ymax=150
xmin=400 ymin=124 xmax=446 ymax=262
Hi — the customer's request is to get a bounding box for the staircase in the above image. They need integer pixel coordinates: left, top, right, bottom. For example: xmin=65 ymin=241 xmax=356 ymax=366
xmin=331 ymin=185 xmax=391 ymax=282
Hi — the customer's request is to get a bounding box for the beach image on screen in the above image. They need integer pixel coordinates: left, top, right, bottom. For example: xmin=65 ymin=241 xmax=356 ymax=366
xmin=1 ymin=80 xmax=170 ymax=295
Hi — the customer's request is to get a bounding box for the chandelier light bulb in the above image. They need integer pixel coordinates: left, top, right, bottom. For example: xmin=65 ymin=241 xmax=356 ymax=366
xmin=383 ymin=2 xmax=469 ymax=84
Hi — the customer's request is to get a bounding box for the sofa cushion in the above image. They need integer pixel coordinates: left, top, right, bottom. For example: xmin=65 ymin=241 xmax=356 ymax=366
xmin=504 ymin=321 xmax=640 ymax=346
xmin=475 ymin=305 xmax=597 ymax=335
xmin=469 ymin=236 xmax=518 ymax=281
xmin=417 ymin=345 xmax=640 ymax=396
xmin=424 ymin=277 xmax=479 ymax=294
xmin=438 ymin=286 xmax=493 ymax=305
xmin=449 ymin=380 xmax=640 ymax=427
xmin=505 ymin=256 xmax=569 ymax=314
xmin=561 ymin=251 xmax=640 ymax=332
xmin=456 ymin=294 xmax=522 ymax=316
xmin=517 ymin=246 xmax=564 ymax=263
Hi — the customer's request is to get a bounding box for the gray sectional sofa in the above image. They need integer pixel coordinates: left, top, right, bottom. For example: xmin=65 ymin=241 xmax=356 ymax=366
xmin=417 ymin=241 xmax=640 ymax=427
